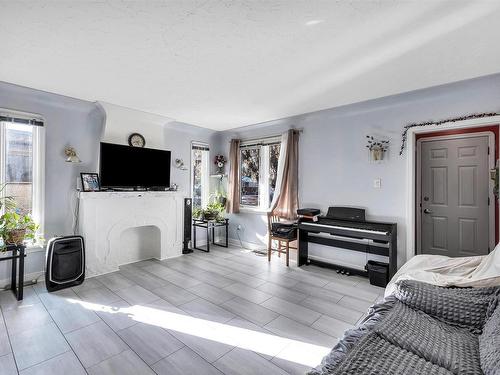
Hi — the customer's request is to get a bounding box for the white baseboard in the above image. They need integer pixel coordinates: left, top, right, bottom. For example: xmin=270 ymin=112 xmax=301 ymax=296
xmin=0 ymin=270 xmax=45 ymax=290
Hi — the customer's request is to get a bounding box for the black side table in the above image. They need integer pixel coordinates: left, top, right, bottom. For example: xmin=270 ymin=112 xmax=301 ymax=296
xmin=0 ymin=244 xmax=26 ymax=300
xmin=193 ymin=218 xmax=229 ymax=252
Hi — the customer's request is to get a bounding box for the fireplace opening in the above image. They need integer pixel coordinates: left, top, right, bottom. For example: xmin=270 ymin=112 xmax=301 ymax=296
xmin=118 ymin=225 xmax=161 ymax=265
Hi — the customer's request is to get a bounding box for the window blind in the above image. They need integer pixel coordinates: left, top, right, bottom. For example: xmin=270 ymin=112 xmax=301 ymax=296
xmin=192 ymin=142 xmax=209 ymax=151
xmin=0 ymin=115 xmax=44 ymax=127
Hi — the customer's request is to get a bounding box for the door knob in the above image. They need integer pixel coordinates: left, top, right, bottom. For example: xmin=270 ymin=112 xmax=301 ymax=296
xmin=423 ymin=208 xmax=432 ymax=214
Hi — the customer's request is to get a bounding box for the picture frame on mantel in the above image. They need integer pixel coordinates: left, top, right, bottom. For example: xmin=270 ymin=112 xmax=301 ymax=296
xmin=81 ymin=173 xmax=100 ymax=192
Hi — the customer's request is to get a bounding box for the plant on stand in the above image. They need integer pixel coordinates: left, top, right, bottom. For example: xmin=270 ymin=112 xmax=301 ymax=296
xmin=0 ymin=185 xmax=40 ymax=250
xmin=0 ymin=211 xmax=40 ymax=250
xmin=192 ymin=198 xmax=226 ymax=222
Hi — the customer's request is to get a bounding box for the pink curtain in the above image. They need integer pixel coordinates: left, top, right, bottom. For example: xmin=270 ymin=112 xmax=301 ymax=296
xmin=270 ymin=129 xmax=299 ymax=219
xmin=226 ymin=139 xmax=241 ymax=213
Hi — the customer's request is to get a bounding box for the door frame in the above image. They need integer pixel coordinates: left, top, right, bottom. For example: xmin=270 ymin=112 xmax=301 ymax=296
xmin=416 ymin=132 xmax=495 ymax=254
xmin=405 ymin=115 xmax=500 ymax=262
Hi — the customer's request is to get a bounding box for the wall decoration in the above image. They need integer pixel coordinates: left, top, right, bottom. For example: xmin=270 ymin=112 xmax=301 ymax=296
xmin=366 ymin=135 xmax=389 ymax=161
xmin=80 ymin=173 xmax=100 ymax=192
xmin=128 ymin=133 xmax=146 ymax=147
xmin=64 ymin=146 xmax=81 ymax=163
xmin=174 ymin=158 xmax=187 ymax=170
xmin=399 ymin=112 xmax=500 ymax=155
xmin=214 ymin=154 xmax=227 ymax=174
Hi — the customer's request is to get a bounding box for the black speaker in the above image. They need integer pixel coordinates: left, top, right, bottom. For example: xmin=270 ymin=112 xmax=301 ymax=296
xmin=183 ymin=198 xmax=193 ymax=254
xmin=45 ymin=236 xmax=85 ymax=292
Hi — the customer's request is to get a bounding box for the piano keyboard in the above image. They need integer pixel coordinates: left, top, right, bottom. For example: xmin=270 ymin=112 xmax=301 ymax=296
xmin=301 ymin=222 xmax=389 ymax=235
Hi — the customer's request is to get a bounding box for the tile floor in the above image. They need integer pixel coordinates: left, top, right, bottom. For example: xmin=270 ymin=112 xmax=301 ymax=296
xmin=0 ymin=246 xmax=384 ymax=375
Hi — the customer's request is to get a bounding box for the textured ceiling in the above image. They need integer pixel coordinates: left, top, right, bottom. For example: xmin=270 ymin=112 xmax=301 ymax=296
xmin=1 ymin=1 xmax=500 ymax=130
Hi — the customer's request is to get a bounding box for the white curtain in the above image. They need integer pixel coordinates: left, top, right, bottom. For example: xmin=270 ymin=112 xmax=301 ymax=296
xmin=269 ymin=129 xmax=299 ymax=219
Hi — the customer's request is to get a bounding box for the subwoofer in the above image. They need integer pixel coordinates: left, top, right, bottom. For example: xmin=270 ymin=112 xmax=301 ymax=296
xmin=45 ymin=235 xmax=85 ymax=292
xmin=183 ymin=198 xmax=193 ymax=254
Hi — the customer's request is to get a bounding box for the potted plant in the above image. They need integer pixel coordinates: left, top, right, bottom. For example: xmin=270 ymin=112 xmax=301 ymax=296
xmin=0 ymin=211 xmax=39 ymax=250
xmin=213 ymin=191 xmax=227 ymax=207
xmin=366 ymin=136 xmax=389 ymax=161
xmin=192 ymin=201 xmax=225 ymax=222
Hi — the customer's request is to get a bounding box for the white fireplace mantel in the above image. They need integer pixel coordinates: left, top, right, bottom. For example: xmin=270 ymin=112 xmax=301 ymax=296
xmin=78 ymin=191 xmax=186 ymax=276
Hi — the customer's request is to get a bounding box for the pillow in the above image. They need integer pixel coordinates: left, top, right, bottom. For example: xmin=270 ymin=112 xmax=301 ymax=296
xmin=395 ymin=280 xmax=499 ymax=333
xmin=479 ymin=303 xmax=500 ymax=375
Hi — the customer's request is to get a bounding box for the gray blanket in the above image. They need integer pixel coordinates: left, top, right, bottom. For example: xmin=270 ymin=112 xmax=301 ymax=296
xmin=309 ymin=280 xmax=500 ymax=375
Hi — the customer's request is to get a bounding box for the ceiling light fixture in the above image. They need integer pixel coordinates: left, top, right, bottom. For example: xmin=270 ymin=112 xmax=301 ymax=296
xmin=305 ymin=19 xmax=324 ymax=26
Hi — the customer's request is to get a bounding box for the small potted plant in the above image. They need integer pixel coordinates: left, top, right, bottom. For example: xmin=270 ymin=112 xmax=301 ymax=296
xmin=0 ymin=211 xmax=39 ymax=250
xmin=214 ymin=155 xmax=227 ymax=174
xmin=192 ymin=201 xmax=225 ymax=222
xmin=366 ymin=136 xmax=389 ymax=161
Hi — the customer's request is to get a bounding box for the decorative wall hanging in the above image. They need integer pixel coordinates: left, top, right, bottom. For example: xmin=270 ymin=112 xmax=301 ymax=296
xmin=64 ymin=146 xmax=81 ymax=163
xmin=174 ymin=158 xmax=187 ymax=170
xmin=366 ymin=135 xmax=389 ymax=161
xmin=399 ymin=112 xmax=500 ymax=155
xmin=214 ymin=154 xmax=227 ymax=174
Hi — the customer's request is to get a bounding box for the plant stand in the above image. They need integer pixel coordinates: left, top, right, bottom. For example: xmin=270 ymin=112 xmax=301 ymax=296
xmin=192 ymin=218 xmax=229 ymax=252
xmin=0 ymin=244 xmax=26 ymax=301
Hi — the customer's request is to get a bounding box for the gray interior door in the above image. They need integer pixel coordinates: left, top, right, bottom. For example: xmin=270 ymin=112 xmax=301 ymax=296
xmin=420 ymin=136 xmax=490 ymax=257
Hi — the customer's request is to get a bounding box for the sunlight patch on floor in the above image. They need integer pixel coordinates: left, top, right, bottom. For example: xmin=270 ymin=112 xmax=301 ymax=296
xmin=69 ymin=298 xmax=331 ymax=367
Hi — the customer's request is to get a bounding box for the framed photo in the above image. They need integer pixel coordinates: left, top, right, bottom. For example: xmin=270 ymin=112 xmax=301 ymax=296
xmin=80 ymin=173 xmax=100 ymax=192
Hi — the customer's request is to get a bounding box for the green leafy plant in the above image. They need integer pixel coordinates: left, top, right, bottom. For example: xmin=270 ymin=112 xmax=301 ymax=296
xmin=192 ymin=207 xmax=203 ymax=220
xmin=0 ymin=211 xmax=40 ymax=250
xmin=192 ymin=201 xmax=226 ymax=222
xmin=212 ymin=191 xmax=227 ymax=206
xmin=0 ymin=184 xmax=16 ymax=212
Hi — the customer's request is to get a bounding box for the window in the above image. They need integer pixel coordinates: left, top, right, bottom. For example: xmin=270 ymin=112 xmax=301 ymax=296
xmin=0 ymin=113 xmax=45 ymax=240
xmin=240 ymin=138 xmax=281 ymax=210
xmin=191 ymin=142 xmax=210 ymax=209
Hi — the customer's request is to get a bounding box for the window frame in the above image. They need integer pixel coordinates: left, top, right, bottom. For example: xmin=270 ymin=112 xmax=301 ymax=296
xmin=239 ymin=136 xmax=281 ymax=212
xmin=190 ymin=141 xmax=210 ymax=209
xmin=0 ymin=116 xmax=45 ymax=247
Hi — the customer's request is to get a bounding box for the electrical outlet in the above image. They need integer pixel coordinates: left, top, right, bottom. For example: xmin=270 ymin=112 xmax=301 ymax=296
xmin=373 ymin=178 xmax=381 ymax=189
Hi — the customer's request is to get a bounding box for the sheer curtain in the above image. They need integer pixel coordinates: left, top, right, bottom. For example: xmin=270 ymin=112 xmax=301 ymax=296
xmin=270 ymin=129 xmax=299 ymax=219
xmin=226 ymin=139 xmax=241 ymax=213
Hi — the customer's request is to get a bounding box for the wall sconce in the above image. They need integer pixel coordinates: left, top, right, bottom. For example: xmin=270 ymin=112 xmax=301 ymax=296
xmin=174 ymin=158 xmax=187 ymax=170
xmin=64 ymin=146 xmax=81 ymax=163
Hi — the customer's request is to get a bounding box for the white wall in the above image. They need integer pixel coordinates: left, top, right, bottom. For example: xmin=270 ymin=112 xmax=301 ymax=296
xmin=215 ymin=73 xmax=500 ymax=268
xmin=98 ymin=101 xmax=219 ymax=193
xmin=99 ymin=101 xmax=175 ymax=150
xmin=0 ymin=85 xmax=218 ymax=286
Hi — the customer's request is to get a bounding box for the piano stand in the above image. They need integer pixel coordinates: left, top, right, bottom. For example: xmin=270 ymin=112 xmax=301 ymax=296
xmin=298 ymin=220 xmax=397 ymax=279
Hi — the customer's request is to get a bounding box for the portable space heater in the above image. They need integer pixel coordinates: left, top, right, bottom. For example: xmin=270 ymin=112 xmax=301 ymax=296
xmin=45 ymin=235 xmax=85 ymax=292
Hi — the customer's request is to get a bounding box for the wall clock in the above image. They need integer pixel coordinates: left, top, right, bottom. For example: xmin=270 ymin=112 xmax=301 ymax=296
xmin=128 ymin=133 xmax=146 ymax=147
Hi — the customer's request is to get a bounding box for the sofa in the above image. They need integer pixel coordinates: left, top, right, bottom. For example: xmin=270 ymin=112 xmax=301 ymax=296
xmin=309 ymin=280 xmax=500 ymax=375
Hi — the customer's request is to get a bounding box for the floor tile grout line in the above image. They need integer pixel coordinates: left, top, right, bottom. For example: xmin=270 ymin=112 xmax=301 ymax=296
xmin=0 ymin=304 xmax=20 ymax=375
xmin=83 ymin=311 xmax=154 ymax=373
xmin=148 ymin=344 xmax=186 ymax=367
xmin=34 ymin=296 xmax=92 ymax=375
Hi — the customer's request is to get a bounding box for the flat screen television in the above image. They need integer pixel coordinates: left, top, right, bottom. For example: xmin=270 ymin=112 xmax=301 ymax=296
xmin=100 ymin=142 xmax=171 ymax=188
